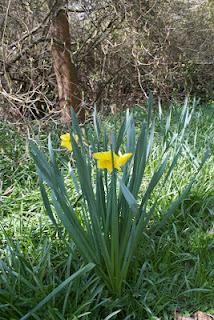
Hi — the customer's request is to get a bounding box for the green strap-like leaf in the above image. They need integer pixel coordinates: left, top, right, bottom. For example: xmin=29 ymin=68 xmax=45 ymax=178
xmin=39 ymin=180 xmax=59 ymax=230
xmin=120 ymin=179 xmax=138 ymax=213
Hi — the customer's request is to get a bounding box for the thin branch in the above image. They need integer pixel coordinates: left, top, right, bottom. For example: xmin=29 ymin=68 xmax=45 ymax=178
xmin=1 ymin=0 xmax=12 ymax=90
xmin=5 ymin=37 xmax=51 ymax=71
xmin=8 ymin=0 xmax=57 ymax=49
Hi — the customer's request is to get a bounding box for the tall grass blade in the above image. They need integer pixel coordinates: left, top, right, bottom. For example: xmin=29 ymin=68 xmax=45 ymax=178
xmin=20 ymin=263 xmax=95 ymax=320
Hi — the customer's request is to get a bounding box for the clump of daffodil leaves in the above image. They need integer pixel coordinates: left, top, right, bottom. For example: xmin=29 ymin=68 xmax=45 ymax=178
xmin=31 ymin=101 xmax=208 ymax=295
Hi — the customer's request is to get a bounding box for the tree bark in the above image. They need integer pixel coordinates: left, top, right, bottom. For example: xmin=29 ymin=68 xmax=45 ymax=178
xmin=49 ymin=0 xmax=85 ymax=123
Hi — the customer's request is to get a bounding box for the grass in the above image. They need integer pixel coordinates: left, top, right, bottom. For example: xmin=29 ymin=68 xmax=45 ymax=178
xmin=0 ymin=104 xmax=213 ymax=319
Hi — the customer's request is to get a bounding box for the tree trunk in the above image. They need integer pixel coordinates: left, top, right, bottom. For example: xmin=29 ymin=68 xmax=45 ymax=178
xmin=49 ymin=0 xmax=85 ymax=123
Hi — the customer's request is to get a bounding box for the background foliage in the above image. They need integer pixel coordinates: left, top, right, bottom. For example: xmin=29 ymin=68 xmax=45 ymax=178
xmin=0 ymin=0 xmax=214 ymax=120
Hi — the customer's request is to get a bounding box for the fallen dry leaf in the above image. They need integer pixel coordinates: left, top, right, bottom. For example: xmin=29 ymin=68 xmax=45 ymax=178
xmin=175 ymin=313 xmax=193 ymax=320
xmin=192 ymin=311 xmax=214 ymax=320
xmin=3 ymin=186 xmax=14 ymax=196
xmin=175 ymin=311 xmax=214 ymax=320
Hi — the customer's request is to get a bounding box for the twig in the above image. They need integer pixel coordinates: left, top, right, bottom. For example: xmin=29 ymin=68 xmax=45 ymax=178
xmin=8 ymin=0 xmax=57 ymax=49
xmin=5 ymin=37 xmax=51 ymax=71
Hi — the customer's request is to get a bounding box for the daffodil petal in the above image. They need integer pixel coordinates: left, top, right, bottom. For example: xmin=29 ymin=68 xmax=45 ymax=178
xmin=92 ymin=151 xmax=119 ymax=162
xmin=93 ymin=151 xmax=113 ymax=160
xmin=93 ymin=151 xmax=128 ymax=172
xmin=61 ymin=142 xmax=72 ymax=151
xmin=61 ymin=140 xmax=72 ymax=151
xmin=60 ymin=133 xmax=70 ymax=142
xmin=118 ymin=153 xmax=133 ymax=166
xmin=97 ymin=159 xmax=113 ymax=171
xmin=60 ymin=133 xmax=79 ymax=151
xmin=112 ymin=158 xmax=120 ymax=170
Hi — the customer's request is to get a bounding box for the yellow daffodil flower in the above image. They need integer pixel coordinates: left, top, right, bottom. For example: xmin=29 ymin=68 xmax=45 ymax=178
xmin=60 ymin=133 xmax=78 ymax=151
xmin=93 ymin=151 xmax=132 ymax=172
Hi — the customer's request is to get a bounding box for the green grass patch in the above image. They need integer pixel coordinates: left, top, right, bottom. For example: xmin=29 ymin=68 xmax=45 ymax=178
xmin=0 ymin=104 xmax=213 ymax=319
